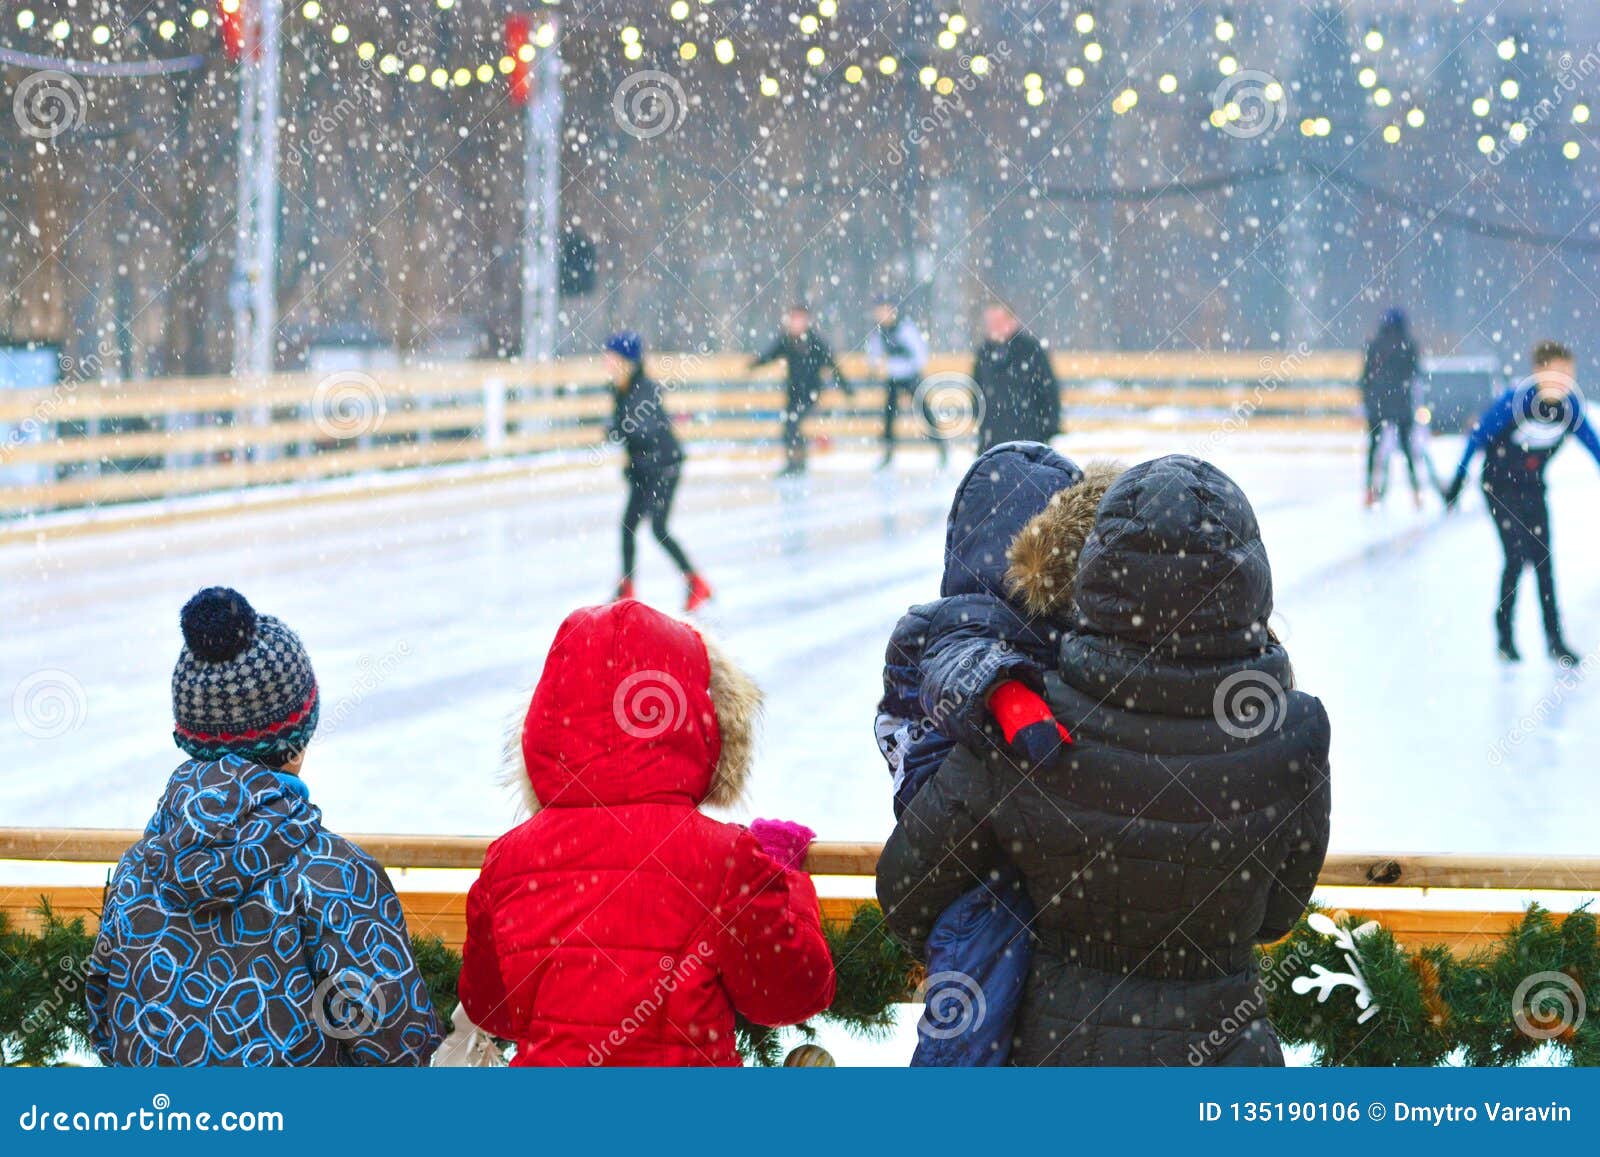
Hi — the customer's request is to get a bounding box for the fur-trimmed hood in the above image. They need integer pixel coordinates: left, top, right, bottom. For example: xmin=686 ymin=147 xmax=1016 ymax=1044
xmin=505 ymin=601 xmax=761 ymax=817
xmin=1005 ymin=459 xmax=1128 ymax=620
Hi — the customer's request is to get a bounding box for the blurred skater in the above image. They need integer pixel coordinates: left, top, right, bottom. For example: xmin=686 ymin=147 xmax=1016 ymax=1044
xmin=604 ymin=332 xmax=712 ymax=612
xmin=972 ymin=302 xmax=1059 ymax=452
xmin=865 ymin=296 xmax=941 ymax=469
xmin=1360 ymin=308 xmax=1425 ymax=508
xmin=1443 ymin=340 xmax=1600 ymax=663
xmin=751 ymin=303 xmax=852 ymax=477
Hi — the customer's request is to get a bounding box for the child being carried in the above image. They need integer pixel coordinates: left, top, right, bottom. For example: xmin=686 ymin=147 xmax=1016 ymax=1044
xmin=875 ymin=443 xmax=1124 ymax=1064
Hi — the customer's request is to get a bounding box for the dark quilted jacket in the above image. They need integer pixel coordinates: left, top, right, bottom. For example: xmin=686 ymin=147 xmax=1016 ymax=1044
xmin=609 ymin=368 xmax=683 ymax=478
xmin=878 ymin=455 xmax=1332 ymax=1066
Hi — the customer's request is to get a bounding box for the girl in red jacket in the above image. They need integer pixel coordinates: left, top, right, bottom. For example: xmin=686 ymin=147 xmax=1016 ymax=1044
xmin=459 ymin=601 xmax=836 ymax=1066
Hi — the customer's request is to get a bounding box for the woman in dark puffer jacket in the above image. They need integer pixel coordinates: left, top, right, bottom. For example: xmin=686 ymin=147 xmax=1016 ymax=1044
xmin=877 ymin=455 xmax=1331 ymax=1066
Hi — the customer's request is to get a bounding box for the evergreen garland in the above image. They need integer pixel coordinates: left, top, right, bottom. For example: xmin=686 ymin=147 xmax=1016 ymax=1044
xmin=405 ymin=905 xmax=918 ymax=1067
xmin=1264 ymin=905 xmax=1599 ymax=1066
xmin=0 ymin=903 xmax=95 ymax=1067
xmin=410 ymin=934 xmax=464 ymax=1029
xmin=735 ymin=901 xmax=921 ymax=1065
xmin=6 ymin=900 xmax=1597 ymax=1067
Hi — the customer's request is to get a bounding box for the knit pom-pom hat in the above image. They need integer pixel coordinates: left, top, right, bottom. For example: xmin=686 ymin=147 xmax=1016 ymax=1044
xmin=171 ymin=587 xmax=319 ymax=768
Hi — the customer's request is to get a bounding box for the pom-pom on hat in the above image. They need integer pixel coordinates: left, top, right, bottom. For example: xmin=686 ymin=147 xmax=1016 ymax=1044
xmin=603 ymin=331 xmax=643 ymax=363
xmin=171 ymin=587 xmax=319 ymax=768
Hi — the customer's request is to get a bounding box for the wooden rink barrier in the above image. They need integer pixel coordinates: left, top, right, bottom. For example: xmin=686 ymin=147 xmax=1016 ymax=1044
xmin=3 ymin=827 xmax=1595 ymax=957
xmin=0 ymin=349 xmax=1367 ymax=521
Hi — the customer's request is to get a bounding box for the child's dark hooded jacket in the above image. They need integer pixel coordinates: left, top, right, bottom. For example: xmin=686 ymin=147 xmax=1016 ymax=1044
xmin=877 ymin=442 xmax=1093 ymax=814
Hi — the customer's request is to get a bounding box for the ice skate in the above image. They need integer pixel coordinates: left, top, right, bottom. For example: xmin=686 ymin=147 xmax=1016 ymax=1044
xmin=685 ymin=573 xmax=714 ymax=613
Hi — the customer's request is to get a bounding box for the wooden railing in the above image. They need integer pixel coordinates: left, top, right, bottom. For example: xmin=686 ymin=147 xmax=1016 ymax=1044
xmin=0 ymin=350 xmax=1365 ymax=516
xmin=3 ymin=827 xmax=1594 ymax=955
xmin=6 ymin=827 xmax=1599 ymax=891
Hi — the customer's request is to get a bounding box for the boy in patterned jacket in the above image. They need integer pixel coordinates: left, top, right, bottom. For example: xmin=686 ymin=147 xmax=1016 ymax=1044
xmin=86 ymin=587 xmax=440 ymax=1066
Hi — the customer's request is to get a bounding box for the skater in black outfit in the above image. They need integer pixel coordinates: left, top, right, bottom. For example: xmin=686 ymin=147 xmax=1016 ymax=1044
xmin=1443 ymin=341 xmax=1600 ymax=663
xmin=1360 ymin=308 xmax=1424 ymax=508
xmin=751 ymin=303 xmax=852 ymax=477
xmin=865 ymin=297 xmax=941 ymax=469
xmin=604 ymin=332 xmax=713 ymax=612
xmin=972 ymin=303 xmax=1059 ymax=452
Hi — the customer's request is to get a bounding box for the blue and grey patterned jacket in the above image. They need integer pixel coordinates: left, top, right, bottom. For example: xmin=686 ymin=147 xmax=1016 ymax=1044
xmin=86 ymin=756 xmax=441 ymax=1066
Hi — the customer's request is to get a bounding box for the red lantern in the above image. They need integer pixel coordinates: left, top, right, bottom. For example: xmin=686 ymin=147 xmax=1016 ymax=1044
xmin=505 ymin=13 xmax=534 ymax=105
xmin=217 ymin=0 xmax=247 ymax=62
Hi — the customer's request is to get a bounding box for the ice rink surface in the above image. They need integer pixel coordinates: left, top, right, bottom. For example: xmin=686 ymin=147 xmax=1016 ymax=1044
xmin=7 ymin=430 xmax=1600 ymax=857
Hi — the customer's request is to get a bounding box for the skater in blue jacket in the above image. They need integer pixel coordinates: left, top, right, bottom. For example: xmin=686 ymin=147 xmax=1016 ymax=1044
xmin=1443 ymin=340 xmax=1600 ymax=663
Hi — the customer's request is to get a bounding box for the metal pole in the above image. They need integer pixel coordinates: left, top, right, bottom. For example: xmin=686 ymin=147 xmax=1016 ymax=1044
xmin=232 ymin=0 xmax=280 ymax=380
xmin=252 ymin=0 xmax=281 ymax=378
xmin=230 ymin=14 xmax=258 ymax=377
xmin=522 ymin=19 xmax=562 ymax=362
xmin=901 ymin=2 xmax=926 ymax=318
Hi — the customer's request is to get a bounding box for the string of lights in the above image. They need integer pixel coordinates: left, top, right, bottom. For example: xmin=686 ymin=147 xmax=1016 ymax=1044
xmin=0 ymin=3 xmax=1591 ymax=158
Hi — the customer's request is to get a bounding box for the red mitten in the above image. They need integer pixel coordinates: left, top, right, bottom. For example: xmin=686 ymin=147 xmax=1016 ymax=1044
xmin=750 ymin=818 xmax=817 ymax=871
xmin=989 ymin=680 xmax=1072 ymax=749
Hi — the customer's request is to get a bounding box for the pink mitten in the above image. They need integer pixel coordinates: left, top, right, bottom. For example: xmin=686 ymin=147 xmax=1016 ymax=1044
xmin=750 ymin=818 xmax=816 ymax=871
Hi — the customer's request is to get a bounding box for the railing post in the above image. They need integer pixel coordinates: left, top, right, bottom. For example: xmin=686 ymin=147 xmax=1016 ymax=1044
xmin=483 ymin=375 xmax=507 ymax=454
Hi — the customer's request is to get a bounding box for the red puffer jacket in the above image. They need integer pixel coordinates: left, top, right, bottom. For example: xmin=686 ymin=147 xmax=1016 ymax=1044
xmin=459 ymin=601 xmax=837 ymax=1066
